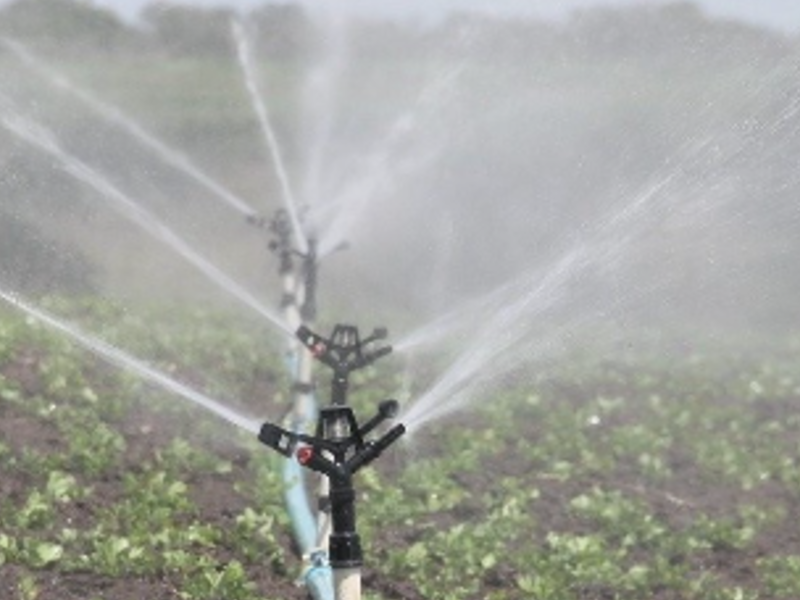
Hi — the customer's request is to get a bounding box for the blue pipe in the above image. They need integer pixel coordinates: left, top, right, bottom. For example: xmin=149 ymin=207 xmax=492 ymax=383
xmin=282 ymin=456 xmax=317 ymax=553
xmin=282 ymin=352 xmax=334 ymax=600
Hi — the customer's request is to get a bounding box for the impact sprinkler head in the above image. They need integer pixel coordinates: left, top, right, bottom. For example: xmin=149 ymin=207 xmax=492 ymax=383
xmin=296 ymin=324 xmax=392 ymax=376
xmin=258 ymin=401 xmax=406 ymax=569
xmin=296 ymin=324 xmax=392 ymax=406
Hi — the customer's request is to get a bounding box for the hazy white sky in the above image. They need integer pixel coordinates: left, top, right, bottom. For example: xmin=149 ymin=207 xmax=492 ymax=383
xmin=83 ymin=0 xmax=800 ymax=32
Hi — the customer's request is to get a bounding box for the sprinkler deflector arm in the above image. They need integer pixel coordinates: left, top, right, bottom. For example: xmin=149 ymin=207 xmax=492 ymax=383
xmin=258 ymin=402 xmax=406 ymax=567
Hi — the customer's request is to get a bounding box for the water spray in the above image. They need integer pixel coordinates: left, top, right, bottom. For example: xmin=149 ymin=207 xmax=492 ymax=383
xmin=258 ymin=324 xmax=403 ymax=600
xmin=232 ymin=17 xmax=309 ymax=255
xmin=0 ymin=291 xmax=262 ymax=435
xmin=2 ymin=38 xmax=257 ymax=219
xmin=0 ymin=97 xmax=293 ymax=340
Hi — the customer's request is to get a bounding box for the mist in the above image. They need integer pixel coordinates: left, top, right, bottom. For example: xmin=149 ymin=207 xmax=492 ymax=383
xmin=0 ymin=0 xmax=799 ymax=430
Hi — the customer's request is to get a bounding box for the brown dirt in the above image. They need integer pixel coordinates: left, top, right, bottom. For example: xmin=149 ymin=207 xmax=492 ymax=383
xmin=2 ymin=351 xmax=799 ymax=600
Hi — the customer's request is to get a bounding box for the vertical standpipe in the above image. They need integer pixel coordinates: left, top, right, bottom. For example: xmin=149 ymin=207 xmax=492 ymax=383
xmin=257 ymin=210 xmax=332 ymax=596
xmin=258 ymin=386 xmax=405 ymax=600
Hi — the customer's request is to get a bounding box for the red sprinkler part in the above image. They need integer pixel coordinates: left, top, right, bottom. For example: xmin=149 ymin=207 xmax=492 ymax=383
xmin=296 ymin=445 xmax=315 ymax=466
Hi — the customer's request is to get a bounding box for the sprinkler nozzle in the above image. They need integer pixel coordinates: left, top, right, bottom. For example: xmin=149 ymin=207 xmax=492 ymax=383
xmin=364 ymin=345 xmax=392 ymax=366
xmin=296 ymin=324 xmax=320 ymax=346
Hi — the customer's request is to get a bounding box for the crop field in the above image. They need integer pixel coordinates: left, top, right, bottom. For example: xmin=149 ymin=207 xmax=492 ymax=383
xmin=0 ymin=300 xmax=799 ymax=600
xmin=3 ymin=5 xmax=800 ymax=600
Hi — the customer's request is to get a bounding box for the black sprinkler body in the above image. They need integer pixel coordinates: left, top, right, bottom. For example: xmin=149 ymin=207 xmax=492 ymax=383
xmin=259 ymin=401 xmax=405 ymax=567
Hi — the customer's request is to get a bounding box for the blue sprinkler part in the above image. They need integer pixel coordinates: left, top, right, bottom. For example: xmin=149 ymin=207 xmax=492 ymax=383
xmin=264 ymin=208 xmax=332 ymax=598
xmin=304 ymin=551 xmax=335 ymax=599
xmin=281 ymin=449 xmax=317 ymax=555
xmin=282 ymin=352 xmax=334 ymax=600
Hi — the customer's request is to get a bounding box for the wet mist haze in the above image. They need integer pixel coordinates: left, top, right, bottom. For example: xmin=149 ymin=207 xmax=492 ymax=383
xmin=1 ymin=0 xmax=798 ymax=361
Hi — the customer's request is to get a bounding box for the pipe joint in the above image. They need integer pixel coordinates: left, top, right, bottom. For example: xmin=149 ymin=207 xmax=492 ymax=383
xmin=329 ymin=532 xmax=363 ymax=568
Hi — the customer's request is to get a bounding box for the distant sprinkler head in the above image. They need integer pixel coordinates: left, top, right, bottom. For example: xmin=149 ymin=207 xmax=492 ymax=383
xmin=296 ymin=324 xmax=393 ymax=377
xmin=372 ymin=327 xmax=388 ymax=340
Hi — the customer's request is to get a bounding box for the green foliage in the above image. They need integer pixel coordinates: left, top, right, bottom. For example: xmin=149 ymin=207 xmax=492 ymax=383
xmin=180 ymin=560 xmax=257 ymax=600
xmin=0 ymin=0 xmax=134 ymax=50
xmin=140 ymin=5 xmax=235 ymax=58
xmin=0 ymin=299 xmax=799 ymax=598
xmin=759 ymin=555 xmax=800 ymax=598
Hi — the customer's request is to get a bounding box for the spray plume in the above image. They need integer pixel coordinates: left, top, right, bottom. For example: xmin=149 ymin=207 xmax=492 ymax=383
xmin=0 ymin=290 xmax=262 ymax=435
xmin=2 ymin=37 xmax=257 ymax=219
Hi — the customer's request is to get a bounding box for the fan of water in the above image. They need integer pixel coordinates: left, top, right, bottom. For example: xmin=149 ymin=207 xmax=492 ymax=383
xmin=0 ymin=3 xmax=798 ymax=438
